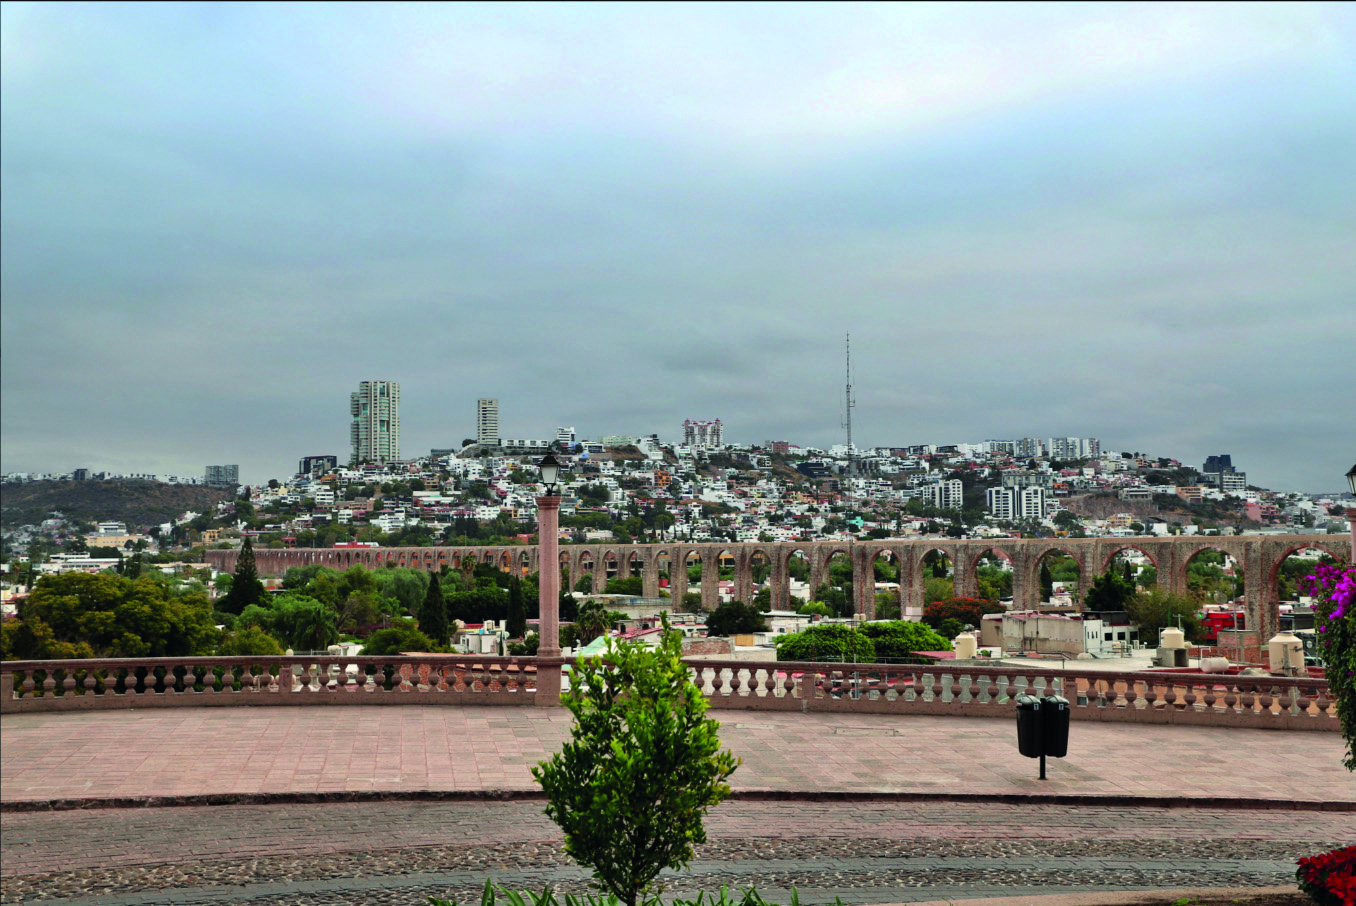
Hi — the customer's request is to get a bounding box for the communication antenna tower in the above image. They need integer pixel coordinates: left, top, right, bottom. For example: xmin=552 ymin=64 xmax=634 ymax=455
xmin=841 ymin=333 xmax=856 ymax=471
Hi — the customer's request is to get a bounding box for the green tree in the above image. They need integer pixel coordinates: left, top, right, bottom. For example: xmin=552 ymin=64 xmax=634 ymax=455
xmin=219 ymin=537 xmax=266 ymax=615
xmin=1040 ymin=562 xmax=1054 ymax=601
xmin=1126 ymin=587 xmax=1201 ymax=647
xmin=6 ymin=573 xmax=218 ymax=659
xmin=704 ymin=600 xmax=768 ymax=636
xmin=860 ymin=620 xmax=951 ymax=659
xmin=217 ymin=625 xmax=284 ymax=656
xmin=1085 ymin=567 xmax=1136 ymax=611
xmin=506 ymin=576 xmax=527 ymax=639
xmin=531 ymin=617 xmax=738 ymax=906
xmin=361 ymin=623 xmax=437 ymax=656
xmin=419 ymin=573 xmax=450 ymax=646
xmin=575 ymin=599 xmax=613 ymax=644
xmin=774 ymin=624 xmax=876 ymax=662
xmin=604 ymin=576 xmax=644 ymax=595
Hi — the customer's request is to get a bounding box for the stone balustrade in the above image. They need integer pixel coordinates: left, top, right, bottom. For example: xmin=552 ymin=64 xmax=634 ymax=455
xmin=1 ymin=656 xmax=1337 ymax=731
xmin=0 ymin=655 xmax=552 ymax=713
xmin=684 ymin=660 xmax=1338 ymax=731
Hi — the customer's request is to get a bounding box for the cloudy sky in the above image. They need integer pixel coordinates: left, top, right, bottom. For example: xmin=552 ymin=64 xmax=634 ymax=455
xmin=3 ymin=3 xmax=1353 ymax=491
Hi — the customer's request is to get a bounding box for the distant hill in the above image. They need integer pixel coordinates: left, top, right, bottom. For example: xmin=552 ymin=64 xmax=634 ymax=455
xmin=1 ymin=480 xmax=234 ymax=531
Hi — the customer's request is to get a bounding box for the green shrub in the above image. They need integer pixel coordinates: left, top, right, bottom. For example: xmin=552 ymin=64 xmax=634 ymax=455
xmin=774 ymin=624 xmax=875 ymax=662
xmin=532 ymin=615 xmax=737 ymax=906
xmin=362 ymin=624 xmax=437 ymax=656
xmin=859 ymin=621 xmax=951 ymax=659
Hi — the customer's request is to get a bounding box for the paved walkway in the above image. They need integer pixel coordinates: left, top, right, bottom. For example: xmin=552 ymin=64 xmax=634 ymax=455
xmin=3 ymin=799 xmax=1348 ymax=904
xmin=2 ymin=708 xmax=1351 ymax=807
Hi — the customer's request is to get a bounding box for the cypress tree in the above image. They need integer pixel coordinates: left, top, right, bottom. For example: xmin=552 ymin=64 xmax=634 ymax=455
xmin=221 ymin=536 xmax=266 ymax=615
xmin=507 ymin=576 xmax=527 ymax=639
xmin=1040 ymin=562 xmax=1054 ymax=602
xmin=1122 ymin=561 xmax=1134 ymax=586
xmin=419 ymin=572 xmax=450 ymax=646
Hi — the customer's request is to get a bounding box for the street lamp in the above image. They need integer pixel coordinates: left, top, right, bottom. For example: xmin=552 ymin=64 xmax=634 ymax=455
xmin=1346 ymin=463 xmax=1356 ymax=566
xmin=539 ymin=452 xmax=561 ymax=496
xmin=534 ymin=453 xmax=564 ymax=688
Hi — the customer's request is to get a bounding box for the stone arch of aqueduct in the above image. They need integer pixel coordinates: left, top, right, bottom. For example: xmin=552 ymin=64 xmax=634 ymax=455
xmin=205 ymin=534 xmax=1348 ymax=643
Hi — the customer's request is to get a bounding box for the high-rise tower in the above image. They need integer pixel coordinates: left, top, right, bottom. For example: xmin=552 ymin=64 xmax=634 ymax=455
xmin=477 ymin=398 xmax=500 ymax=446
xmin=350 ymin=380 xmax=400 ymax=464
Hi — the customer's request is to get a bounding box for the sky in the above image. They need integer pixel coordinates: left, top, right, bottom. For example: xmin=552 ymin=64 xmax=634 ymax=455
xmin=2 ymin=2 xmax=1354 ymax=492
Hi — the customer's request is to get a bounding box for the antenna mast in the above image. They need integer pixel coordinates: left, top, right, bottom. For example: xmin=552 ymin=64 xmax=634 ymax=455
xmin=842 ymin=333 xmax=855 ymax=466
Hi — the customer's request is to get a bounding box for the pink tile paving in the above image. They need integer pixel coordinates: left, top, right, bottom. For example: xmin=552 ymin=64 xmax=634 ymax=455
xmin=1 ymin=708 xmax=1351 ymax=805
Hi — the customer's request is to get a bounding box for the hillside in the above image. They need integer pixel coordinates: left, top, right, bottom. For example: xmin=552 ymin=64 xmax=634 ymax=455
xmin=1 ymin=480 xmax=234 ymax=531
xmin=1065 ymin=492 xmax=1255 ymax=526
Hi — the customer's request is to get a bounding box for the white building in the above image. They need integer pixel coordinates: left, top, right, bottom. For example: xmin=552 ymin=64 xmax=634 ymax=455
xmin=924 ymin=479 xmax=964 ymax=511
xmin=351 ymin=381 xmax=400 ymax=463
xmin=477 ymin=398 xmax=500 ymax=446
xmin=683 ymin=419 xmax=723 ymax=449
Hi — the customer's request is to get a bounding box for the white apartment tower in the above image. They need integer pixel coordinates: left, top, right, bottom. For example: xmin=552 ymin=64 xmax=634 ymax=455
xmin=683 ymin=419 xmax=723 ymax=449
xmin=350 ymin=381 xmax=400 ymax=464
xmin=477 ymin=398 xmax=500 ymax=446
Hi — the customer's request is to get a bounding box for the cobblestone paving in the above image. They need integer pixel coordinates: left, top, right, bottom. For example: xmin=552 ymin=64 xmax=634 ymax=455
xmin=4 ymin=801 xmax=1350 ymax=906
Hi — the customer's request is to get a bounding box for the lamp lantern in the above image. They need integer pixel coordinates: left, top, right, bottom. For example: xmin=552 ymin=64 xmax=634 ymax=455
xmin=538 ymin=453 xmax=561 ymax=496
xmin=1347 ymin=462 xmax=1356 ymax=496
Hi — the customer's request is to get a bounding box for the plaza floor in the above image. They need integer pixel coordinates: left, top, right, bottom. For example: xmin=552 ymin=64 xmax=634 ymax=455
xmin=1 ymin=707 xmax=1350 ymax=807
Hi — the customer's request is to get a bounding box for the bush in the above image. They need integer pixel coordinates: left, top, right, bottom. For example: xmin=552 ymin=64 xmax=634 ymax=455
xmin=922 ymin=597 xmax=1003 ymax=631
xmin=217 ymin=625 xmax=285 ymax=656
xmin=704 ymin=601 xmax=767 ymax=637
xmin=361 ymin=624 xmax=437 ymax=656
xmin=532 ymin=616 xmax=737 ymax=906
xmin=774 ymin=624 xmax=875 ymax=663
xmin=1296 ymin=844 xmax=1356 ymax=906
xmin=859 ymin=621 xmax=951 ymax=659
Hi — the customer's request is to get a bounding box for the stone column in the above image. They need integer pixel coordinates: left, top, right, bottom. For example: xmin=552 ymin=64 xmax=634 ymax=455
xmin=1348 ymin=508 xmax=1356 ymax=566
xmin=853 ymin=549 xmax=873 ymax=618
xmin=535 ymin=496 xmax=563 ymax=706
xmin=735 ymin=551 xmax=752 ymax=604
xmin=642 ymin=554 xmax=660 ymax=597
xmin=771 ymin=552 xmax=789 ymax=610
xmin=702 ymin=547 xmax=719 ymax=611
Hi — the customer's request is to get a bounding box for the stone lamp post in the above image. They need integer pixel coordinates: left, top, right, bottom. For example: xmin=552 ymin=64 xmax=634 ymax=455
xmin=535 ymin=453 xmax=564 ymax=704
xmin=1346 ymin=463 xmax=1356 ymax=565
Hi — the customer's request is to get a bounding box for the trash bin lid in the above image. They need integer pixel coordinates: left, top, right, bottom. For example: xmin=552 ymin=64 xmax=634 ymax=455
xmin=1043 ymin=694 xmax=1069 ymax=708
xmin=1015 ymin=694 xmax=1041 ymax=707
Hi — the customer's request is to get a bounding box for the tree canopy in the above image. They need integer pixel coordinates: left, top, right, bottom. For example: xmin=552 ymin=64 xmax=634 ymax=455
xmin=2 ymin=572 xmax=217 ymax=660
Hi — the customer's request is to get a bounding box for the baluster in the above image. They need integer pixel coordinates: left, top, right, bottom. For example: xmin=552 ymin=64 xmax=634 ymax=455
xmin=1258 ymin=686 xmax=1275 ymax=715
xmin=1295 ymin=685 xmax=1312 ymax=716
xmin=21 ymin=672 xmax=35 ymax=698
xmin=930 ymin=671 xmax=944 ymax=701
xmin=83 ymin=668 xmax=97 ymax=696
xmin=61 ymin=669 xmax=76 ymax=697
xmin=1183 ymin=681 xmax=1198 ymax=710
xmin=1122 ymin=679 xmax=1141 ymax=710
xmin=1202 ymin=680 xmax=1217 ymax=711
xmin=782 ymin=669 xmax=796 ymax=698
xmin=296 ymin=663 xmax=312 ymax=694
xmin=1314 ymin=688 xmax=1332 ymax=719
xmin=43 ymin=671 xmax=57 ymax=697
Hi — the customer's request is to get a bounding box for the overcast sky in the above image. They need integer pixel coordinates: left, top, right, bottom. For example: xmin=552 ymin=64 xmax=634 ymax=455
xmin=3 ymin=3 xmax=1353 ymax=491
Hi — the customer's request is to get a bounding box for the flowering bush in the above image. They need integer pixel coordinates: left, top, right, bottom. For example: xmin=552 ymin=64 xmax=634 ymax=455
xmin=1300 ymin=564 xmax=1356 ymax=771
xmin=1297 ymin=844 xmax=1356 ymax=906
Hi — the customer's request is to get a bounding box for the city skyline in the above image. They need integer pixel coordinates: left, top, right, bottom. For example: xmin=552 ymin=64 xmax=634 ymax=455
xmin=2 ymin=3 xmax=1353 ymax=491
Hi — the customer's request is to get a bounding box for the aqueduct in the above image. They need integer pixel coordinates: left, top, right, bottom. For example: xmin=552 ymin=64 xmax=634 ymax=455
xmin=205 ymin=534 xmax=1347 ymax=643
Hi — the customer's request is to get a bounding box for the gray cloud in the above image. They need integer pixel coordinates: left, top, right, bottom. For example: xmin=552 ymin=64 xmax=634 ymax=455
xmin=2 ymin=2 xmax=1353 ymax=491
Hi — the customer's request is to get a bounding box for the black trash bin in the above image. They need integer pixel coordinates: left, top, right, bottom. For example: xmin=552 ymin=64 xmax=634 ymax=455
xmin=1040 ymin=694 xmax=1070 ymax=758
xmin=1015 ymin=693 xmax=1043 ymax=758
